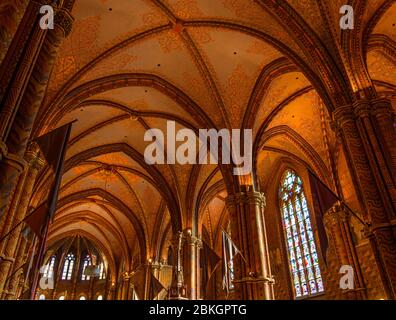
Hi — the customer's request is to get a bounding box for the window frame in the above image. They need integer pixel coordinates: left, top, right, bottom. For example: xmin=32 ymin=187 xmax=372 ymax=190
xmin=43 ymin=255 xmax=56 ymax=279
xmin=61 ymin=253 xmax=75 ymax=281
xmin=81 ymin=254 xmax=92 ymax=281
xmin=278 ymin=168 xmax=325 ymax=300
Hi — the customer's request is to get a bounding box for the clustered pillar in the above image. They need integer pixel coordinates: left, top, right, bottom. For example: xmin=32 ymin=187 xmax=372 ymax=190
xmin=0 ymin=1 xmax=74 ymax=232
xmin=225 ymin=189 xmax=274 ymax=300
xmin=0 ymin=143 xmax=45 ymax=297
xmin=182 ymin=229 xmax=201 ymax=300
xmin=323 ymin=202 xmax=367 ymax=299
xmin=332 ymin=98 xmax=396 ymax=299
xmin=0 ymin=0 xmax=74 ymax=300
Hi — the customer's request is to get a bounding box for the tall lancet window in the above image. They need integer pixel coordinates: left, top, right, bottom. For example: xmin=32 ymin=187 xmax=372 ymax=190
xmin=62 ymin=253 xmax=75 ymax=280
xmin=43 ymin=256 xmax=56 ymax=279
xmin=99 ymin=262 xmax=105 ymax=280
xmin=279 ymin=170 xmax=324 ymax=298
xmin=81 ymin=255 xmax=92 ymax=280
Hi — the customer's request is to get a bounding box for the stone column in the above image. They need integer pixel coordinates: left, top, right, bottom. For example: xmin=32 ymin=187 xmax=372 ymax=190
xmin=13 ymin=236 xmax=36 ymax=299
xmin=371 ymin=98 xmax=396 ymax=189
xmin=332 ymin=101 xmax=396 ymax=299
xmin=121 ymin=273 xmax=129 ymax=300
xmin=0 ymin=3 xmax=74 ymax=223
xmin=3 ymin=234 xmax=29 ymax=299
xmin=0 ymin=144 xmax=44 ymax=294
xmin=0 ymin=159 xmax=27 ymax=239
xmin=0 ymin=150 xmax=26 ymax=231
xmin=0 ymin=0 xmax=49 ymax=137
xmin=225 ymin=189 xmax=274 ymax=300
xmin=70 ymin=253 xmax=81 ymax=300
xmin=88 ymin=275 xmax=95 ymax=300
xmin=196 ymin=239 xmax=202 ymax=300
xmin=182 ymin=229 xmax=201 ymax=300
xmin=323 ymin=202 xmax=366 ymax=299
xmin=151 ymin=263 xmax=161 ymax=300
xmin=0 ymin=0 xmax=29 ymax=67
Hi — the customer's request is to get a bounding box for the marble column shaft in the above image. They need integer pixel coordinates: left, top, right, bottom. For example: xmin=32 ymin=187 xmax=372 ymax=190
xmin=0 ymin=4 xmax=74 ymax=225
xmin=0 ymin=145 xmax=44 ymax=294
xmin=332 ymin=99 xmax=396 ymax=299
xmin=323 ymin=203 xmax=366 ymax=299
xmin=226 ymin=190 xmax=274 ymax=300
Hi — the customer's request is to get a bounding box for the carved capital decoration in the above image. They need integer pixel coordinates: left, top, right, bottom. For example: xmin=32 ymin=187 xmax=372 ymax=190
xmin=323 ymin=202 xmax=350 ymax=227
xmin=225 ymin=191 xmax=266 ymax=209
xmin=1 ymin=153 xmax=27 ymax=174
xmin=370 ymin=98 xmax=395 ymax=122
xmin=331 ymin=104 xmax=355 ymax=131
xmin=54 ymin=8 xmax=74 ymax=37
xmin=353 ymin=100 xmax=371 ymax=118
xmin=24 ymin=142 xmax=46 ymax=171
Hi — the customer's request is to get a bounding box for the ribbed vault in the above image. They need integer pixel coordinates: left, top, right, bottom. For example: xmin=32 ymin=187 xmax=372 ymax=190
xmin=25 ymin=0 xmax=396 ymax=275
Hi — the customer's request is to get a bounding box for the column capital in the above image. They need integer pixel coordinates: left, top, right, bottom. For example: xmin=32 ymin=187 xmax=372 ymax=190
xmin=331 ymin=104 xmax=355 ymax=130
xmin=323 ymin=201 xmax=350 ymax=226
xmin=24 ymin=142 xmax=46 ymax=171
xmin=30 ymin=0 xmax=75 ymax=34
xmin=151 ymin=263 xmax=162 ymax=272
xmin=1 ymin=152 xmax=27 ymax=174
xmin=54 ymin=7 xmax=74 ymax=37
xmin=0 ymin=255 xmax=16 ymax=263
xmin=353 ymin=100 xmax=372 ymax=118
xmin=182 ymin=229 xmax=201 ymax=246
xmin=332 ymin=98 xmax=395 ymax=124
xmin=370 ymin=98 xmax=395 ymax=118
xmin=225 ymin=191 xmax=266 ymax=209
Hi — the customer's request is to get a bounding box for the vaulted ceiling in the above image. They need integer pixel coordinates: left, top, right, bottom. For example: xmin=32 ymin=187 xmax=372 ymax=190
xmin=27 ymin=0 xmax=396 ymax=272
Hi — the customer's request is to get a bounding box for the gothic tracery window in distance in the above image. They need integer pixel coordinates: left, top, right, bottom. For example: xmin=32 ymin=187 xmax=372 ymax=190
xmin=81 ymin=254 xmax=92 ymax=281
xmin=43 ymin=256 xmax=56 ymax=279
xmin=99 ymin=262 xmax=105 ymax=280
xmin=61 ymin=253 xmax=75 ymax=280
xmin=279 ymin=169 xmax=324 ymax=298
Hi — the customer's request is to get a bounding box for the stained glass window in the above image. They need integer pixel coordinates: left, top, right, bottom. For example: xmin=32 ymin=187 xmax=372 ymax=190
xmin=43 ymin=256 xmax=56 ymax=279
xmin=99 ymin=262 xmax=105 ymax=280
xmin=279 ymin=170 xmax=324 ymax=298
xmin=81 ymin=255 xmax=92 ymax=280
xmin=61 ymin=253 xmax=75 ymax=280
